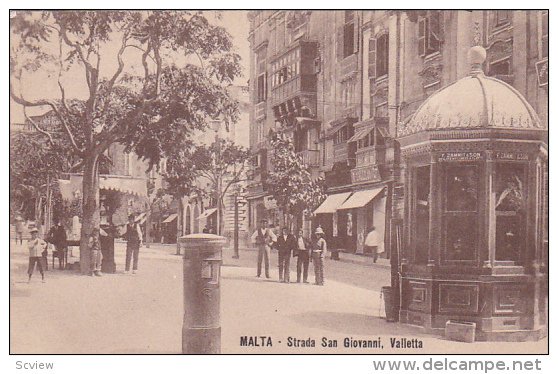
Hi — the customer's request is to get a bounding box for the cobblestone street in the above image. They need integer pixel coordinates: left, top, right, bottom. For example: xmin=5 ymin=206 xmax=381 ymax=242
xmin=9 ymin=240 xmax=547 ymax=354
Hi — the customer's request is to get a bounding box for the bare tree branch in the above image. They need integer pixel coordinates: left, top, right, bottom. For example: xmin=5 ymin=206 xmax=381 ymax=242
xmin=100 ymin=30 xmax=131 ymax=119
xmin=10 ymin=80 xmax=83 ymax=155
xmin=57 ymin=32 xmax=78 ymax=116
xmin=23 ymin=106 xmax=54 ymax=144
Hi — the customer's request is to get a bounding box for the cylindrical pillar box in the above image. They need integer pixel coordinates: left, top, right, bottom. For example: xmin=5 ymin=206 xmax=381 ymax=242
xmin=179 ymin=233 xmax=226 ymax=354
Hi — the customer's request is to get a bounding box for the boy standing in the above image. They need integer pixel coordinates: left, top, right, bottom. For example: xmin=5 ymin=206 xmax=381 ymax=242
xmin=27 ymin=227 xmax=46 ymax=283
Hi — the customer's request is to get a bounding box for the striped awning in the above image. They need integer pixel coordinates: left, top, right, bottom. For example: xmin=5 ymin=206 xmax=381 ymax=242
xmin=197 ymin=208 xmax=217 ymax=220
xmin=58 ymin=174 xmax=147 ymax=200
xmin=338 ymin=187 xmax=384 ymax=210
xmin=162 ymin=214 xmax=178 ymax=223
xmin=313 ymin=192 xmax=352 ymax=214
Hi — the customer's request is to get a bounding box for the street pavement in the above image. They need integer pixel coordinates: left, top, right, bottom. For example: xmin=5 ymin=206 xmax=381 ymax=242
xmin=9 ymin=239 xmax=547 ymax=354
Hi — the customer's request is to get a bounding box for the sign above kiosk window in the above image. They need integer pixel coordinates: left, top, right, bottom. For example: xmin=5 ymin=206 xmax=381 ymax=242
xmin=438 ymin=152 xmax=483 ymax=162
xmin=495 ymin=152 xmax=529 ymax=161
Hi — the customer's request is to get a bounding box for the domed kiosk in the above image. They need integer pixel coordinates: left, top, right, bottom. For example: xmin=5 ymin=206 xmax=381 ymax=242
xmin=396 ymin=47 xmax=547 ymax=341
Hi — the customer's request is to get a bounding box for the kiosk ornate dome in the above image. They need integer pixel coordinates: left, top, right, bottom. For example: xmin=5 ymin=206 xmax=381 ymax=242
xmin=399 ymin=47 xmax=544 ymax=137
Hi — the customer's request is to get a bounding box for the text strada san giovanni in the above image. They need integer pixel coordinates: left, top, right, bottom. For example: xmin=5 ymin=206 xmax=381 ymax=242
xmin=240 ymin=336 xmax=423 ymax=349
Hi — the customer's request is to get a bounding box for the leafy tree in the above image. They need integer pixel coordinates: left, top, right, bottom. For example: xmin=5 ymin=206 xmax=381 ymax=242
xmin=267 ymin=131 xmax=326 ymax=230
xmin=161 ymin=139 xmax=250 ymax=236
xmin=192 ymin=139 xmax=250 ymax=235
xmin=10 ymin=131 xmax=71 ymax=223
xmin=10 ymin=11 xmax=241 ymax=273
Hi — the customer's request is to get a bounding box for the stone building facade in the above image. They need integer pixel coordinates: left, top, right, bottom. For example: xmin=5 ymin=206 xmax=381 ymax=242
xmin=246 ymin=10 xmax=548 ymax=254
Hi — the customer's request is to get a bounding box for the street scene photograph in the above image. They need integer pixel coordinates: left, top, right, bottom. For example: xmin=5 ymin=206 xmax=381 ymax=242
xmin=9 ymin=9 xmax=548 ymax=355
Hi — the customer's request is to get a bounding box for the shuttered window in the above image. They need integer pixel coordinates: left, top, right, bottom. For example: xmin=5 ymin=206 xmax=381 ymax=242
xmin=418 ymin=11 xmax=442 ymax=57
xmin=376 ymin=33 xmax=389 ymax=77
xmin=542 ymin=11 xmax=548 ymax=58
xmin=418 ymin=18 xmax=427 ymax=57
xmin=368 ymin=38 xmax=377 ymax=79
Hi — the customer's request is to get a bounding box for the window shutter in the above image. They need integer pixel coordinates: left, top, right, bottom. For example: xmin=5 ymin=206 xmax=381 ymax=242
xmin=368 ymin=38 xmax=377 ymax=79
xmin=427 ymin=11 xmax=441 ymax=54
xmin=352 ymin=18 xmax=359 ymax=54
xmin=264 ymin=72 xmax=268 ymax=100
xmin=418 ymin=18 xmax=427 ymax=57
xmin=337 ymin=26 xmax=344 ymax=60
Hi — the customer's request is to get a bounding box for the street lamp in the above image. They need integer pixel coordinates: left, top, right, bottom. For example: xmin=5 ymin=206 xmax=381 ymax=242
xmin=232 ymin=184 xmax=242 ymax=259
xmin=211 ymin=121 xmax=222 ymax=236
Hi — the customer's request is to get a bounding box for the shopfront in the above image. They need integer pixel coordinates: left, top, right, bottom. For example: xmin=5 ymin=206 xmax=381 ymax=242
xmin=396 ymin=48 xmax=547 ymax=341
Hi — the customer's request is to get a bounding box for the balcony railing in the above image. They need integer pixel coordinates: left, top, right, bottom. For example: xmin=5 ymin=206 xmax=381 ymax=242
xmin=298 ymin=149 xmax=320 ymax=167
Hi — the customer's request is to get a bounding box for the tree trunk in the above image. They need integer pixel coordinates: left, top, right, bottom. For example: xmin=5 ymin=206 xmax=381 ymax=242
xmin=79 ymin=153 xmax=100 ymax=275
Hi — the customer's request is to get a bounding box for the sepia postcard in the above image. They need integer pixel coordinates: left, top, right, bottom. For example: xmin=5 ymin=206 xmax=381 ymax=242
xmin=9 ymin=9 xmax=548 ymax=356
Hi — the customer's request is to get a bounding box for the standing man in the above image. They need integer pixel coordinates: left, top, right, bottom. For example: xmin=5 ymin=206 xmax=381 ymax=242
xmin=47 ymin=221 xmax=68 ymax=269
xmin=250 ymin=219 xmax=276 ymax=279
xmin=89 ymin=228 xmax=102 ymax=276
xmin=275 ymin=227 xmax=296 ymax=283
xmin=125 ymin=214 xmax=143 ymax=275
xmin=15 ymin=215 xmax=25 ymax=245
xmin=364 ymin=226 xmax=380 ymax=263
xmin=27 ymin=227 xmax=46 ymax=283
xmin=295 ymin=229 xmax=311 ymax=283
xmin=312 ymin=227 xmax=327 ymax=286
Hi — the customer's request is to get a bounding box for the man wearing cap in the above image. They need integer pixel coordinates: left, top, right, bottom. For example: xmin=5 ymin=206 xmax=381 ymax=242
xmin=312 ymin=227 xmax=327 ymax=286
xmin=250 ymin=219 xmax=276 ymax=278
xmin=27 ymin=227 xmax=47 ymax=283
xmin=124 ymin=214 xmax=143 ymax=274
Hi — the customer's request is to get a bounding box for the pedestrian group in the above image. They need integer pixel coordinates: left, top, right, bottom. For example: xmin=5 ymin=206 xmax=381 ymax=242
xmin=251 ymin=219 xmax=327 ymax=286
xmin=22 ymin=213 xmax=144 ymax=282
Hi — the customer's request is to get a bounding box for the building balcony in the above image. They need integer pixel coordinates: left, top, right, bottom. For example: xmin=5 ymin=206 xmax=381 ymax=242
xmin=298 ymin=149 xmax=320 ymax=167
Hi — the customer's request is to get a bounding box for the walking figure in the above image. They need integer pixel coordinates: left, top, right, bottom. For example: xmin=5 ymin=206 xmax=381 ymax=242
xmin=276 ymin=227 xmax=296 ymax=283
xmin=124 ymin=214 xmax=143 ymax=274
xmin=250 ymin=219 xmax=276 ymax=278
xmin=27 ymin=227 xmax=46 ymax=283
xmin=15 ymin=216 xmax=25 ymax=245
xmin=312 ymin=227 xmax=327 ymax=286
xmin=89 ymin=228 xmax=102 ymax=276
xmin=295 ymin=229 xmax=311 ymax=283
xmin=364 ymin=226 xmax=380 ymax=263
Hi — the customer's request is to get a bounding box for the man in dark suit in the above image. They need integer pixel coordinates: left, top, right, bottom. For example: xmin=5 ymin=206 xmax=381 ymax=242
xmin=275 ymin=227 xmax=297 ymax=283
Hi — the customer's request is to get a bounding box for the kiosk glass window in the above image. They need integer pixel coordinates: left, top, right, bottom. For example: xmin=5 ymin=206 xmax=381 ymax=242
xmin=413 ymin=165 xmax=430 ymax=264
xmin=495 ymin=163 xmax=526 ymax=262
xmin=443 ymin=165 xmax=479 ymax=261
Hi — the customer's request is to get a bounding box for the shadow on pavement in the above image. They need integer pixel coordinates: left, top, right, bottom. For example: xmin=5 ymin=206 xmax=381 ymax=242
xmin=289 ymin=311 xmax=437 ymax=339
xmin=223 ymin=274 xmax=279 ymax=284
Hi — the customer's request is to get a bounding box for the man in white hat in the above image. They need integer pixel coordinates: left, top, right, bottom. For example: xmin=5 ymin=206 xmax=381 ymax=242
xmin=312 ymin=227 xmax=327 ymax=286
xmin=27 ymin=227 xmax=47 ymax=283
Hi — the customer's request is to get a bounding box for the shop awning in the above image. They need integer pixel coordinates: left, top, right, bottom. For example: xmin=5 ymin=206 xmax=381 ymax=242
xmin=313 ymin=192 xmax=352 ymax=214
xmin=347 ymin=127 xmax=371 ymax=143
xmin=197 ymin=208 xmax=217 ymax=220
xmin=58 ymin=173 xmax=147 ymax=200
xmin=338 ymin=187 xmax=384 ymax=210
xmin=162 ymin=213 xmax=178 ymax=223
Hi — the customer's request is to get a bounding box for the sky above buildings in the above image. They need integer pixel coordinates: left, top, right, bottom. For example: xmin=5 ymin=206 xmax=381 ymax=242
xmin=10 ymin=10 xmax=250 ymax=123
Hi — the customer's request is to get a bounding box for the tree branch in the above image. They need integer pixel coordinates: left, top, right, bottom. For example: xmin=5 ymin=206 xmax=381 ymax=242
xmin=101 ymin=30 xmax=131 ymax=118
xmin=23 ymin=107 xmax=54 ymax=144
xmin=10 ymin=81 xmax=82 ymax=154
xmin=57 ymin=32 xmax=78 ymax=116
